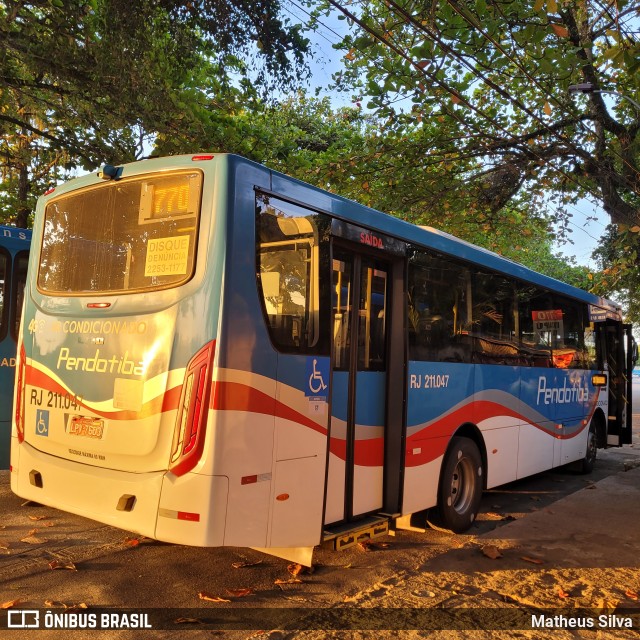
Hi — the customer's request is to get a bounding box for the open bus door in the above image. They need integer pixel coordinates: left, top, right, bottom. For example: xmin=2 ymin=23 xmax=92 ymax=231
xmin=323 ymin=221 xmax=406 ymax=549
xmin=624 ymin=324 xmax=637 ymax=443
xmin=599 ymin=320 xmax=634 ymax=446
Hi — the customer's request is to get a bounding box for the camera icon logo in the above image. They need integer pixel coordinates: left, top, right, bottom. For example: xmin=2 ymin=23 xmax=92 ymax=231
xmin=7 ymin=610 xmax=40 ymax=628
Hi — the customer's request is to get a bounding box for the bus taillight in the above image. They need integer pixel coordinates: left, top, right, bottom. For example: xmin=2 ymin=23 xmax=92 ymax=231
xmin=15 ymin=343 xmax=26 ymax=443
xmin=169 ymin=341 xmax=216 ymax=477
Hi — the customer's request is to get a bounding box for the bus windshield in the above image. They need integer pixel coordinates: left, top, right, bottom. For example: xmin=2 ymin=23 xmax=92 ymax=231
xmin=38 ymin=170 xmax=202 ymax=295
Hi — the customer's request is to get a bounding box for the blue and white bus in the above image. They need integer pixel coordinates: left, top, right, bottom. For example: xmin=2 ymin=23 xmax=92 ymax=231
xmin=0 ymin=225 xmax=31 ymax=469
xmin=11 ymin=154 xmax=633 ymax=565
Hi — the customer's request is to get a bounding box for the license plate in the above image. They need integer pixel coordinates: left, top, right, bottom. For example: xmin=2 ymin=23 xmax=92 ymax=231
xmin=67 ymin=415 xmax=104 ymax=439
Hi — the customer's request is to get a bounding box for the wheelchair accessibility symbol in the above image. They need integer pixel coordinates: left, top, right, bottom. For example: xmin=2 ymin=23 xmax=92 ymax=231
xmin=35 ymin=409 xmax=49 ymax=437
xmin=306 ymin=357 xmax=329 ymax=399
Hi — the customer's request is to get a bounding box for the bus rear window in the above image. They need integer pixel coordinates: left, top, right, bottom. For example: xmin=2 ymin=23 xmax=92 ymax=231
xmin=38 ymin=171 xmax=202 ymax=294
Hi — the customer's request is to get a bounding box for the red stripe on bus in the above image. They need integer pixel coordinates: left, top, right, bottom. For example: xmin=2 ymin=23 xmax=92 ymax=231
xmin=25 ymin=365 xmax=182 ymax=420
xmin=213 ymin=381 xmax=328 ymax=437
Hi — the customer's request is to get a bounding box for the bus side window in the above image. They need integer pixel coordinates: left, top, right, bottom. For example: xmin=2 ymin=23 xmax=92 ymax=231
xmin=518 ymin=286 xmax=553 ymax=367
xmin=256 ymin=193 xmax=330 ymax=354
xmin=407 ymin=248 xmax=470 ymax=363
xmin=550 ymin=295 xmax=592 ymax=370
xmin=471 ymin=271 xmax=519 ymax=365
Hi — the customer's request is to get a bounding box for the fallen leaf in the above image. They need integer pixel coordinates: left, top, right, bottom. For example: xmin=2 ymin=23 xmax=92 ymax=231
xmin=595 ymin=598 xmax=619 ymax=611
xmin=21 ymin=535 xmax=47 ymax=545
xmin=198 ymin=592 xmax=231 ymax=603
xmin=2 ymin=599 xmax=22 ymax=609
xmin=287 ymin=563 xmax=314 ymax=577
xmin=357 ymin=540 xmax=389 ymax=552
xmin=44 ymin=600 xmax=87 ymax=609
xmin=28 ymin=515 xmax=49 ymax=521
xmin=232 ymin=559 xmax=263 ymax=569
xmin=558 ymin=588 xmax=570 ymax=599
xmin=48 ymin=560 xmax=77 ymax=571
xmin=625 ymin=589 xmax=639 ymax=600
xmin=481 ymin=545 xmax=503 ymax=559
xmin=175 ymin=617 xmax=204 ymax=624
xmin=226 ymin=588 xmax=253 ymax=598
xmin=521 ymin=556 xmax=544 ymax=565
xmin=124 ymin=538 xmax=141 ymax=547
xmin=44 ymin=600 xmax=69 ymax=608
xmin=274 ymin=578 xmax=302 ymax=585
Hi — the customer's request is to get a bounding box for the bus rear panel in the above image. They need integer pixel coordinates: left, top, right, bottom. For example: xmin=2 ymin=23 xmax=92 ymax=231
xmin=12 ymin=158 xmax=228 ymax=545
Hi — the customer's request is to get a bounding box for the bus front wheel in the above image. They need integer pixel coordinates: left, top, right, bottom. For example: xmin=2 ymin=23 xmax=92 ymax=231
xmin=429 ymin=437 xmax=483 ymax=533
xmin=576 ymin=420 xmax=598 ymax=474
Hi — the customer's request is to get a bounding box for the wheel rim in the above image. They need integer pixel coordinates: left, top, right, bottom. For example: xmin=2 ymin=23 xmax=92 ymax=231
xmin=448 ymin=455 xmax=476 ymax=514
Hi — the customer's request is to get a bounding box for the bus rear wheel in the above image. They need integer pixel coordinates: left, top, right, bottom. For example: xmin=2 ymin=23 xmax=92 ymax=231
xmin=428 ymin=437 xmax=483 ymax=533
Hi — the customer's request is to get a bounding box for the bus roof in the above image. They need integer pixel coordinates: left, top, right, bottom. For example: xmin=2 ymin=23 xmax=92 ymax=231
xmin=38 ymin=153 xmax=620 ymax=315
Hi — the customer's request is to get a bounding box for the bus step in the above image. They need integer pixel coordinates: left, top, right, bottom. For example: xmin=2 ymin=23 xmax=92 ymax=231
xmin=322 ymin=515 xmax=389 ymax=551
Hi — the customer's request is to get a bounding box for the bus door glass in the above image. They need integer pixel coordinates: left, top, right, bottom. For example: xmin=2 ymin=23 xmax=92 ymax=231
xmin=325 ymin=248 xmax=389 ymax=523
xmin=598 ymin=319 xmax=632 ymax=446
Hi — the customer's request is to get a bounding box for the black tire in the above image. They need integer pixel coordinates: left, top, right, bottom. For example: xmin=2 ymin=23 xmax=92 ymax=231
xmin=577 ymin=421 xmax=598 ymax=474
xmin=428 ymin=437 xmax=483 ymax=533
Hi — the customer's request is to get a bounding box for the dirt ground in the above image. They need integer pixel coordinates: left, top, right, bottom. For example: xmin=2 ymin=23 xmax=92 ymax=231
xmin=248 ymin=464 xmax=640 ymax=640
xmin=255 ymin=536 xmax=640 ymax=640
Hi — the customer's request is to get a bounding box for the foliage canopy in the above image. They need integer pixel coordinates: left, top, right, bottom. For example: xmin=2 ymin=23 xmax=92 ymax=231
xmin=314 ymin=0 xmax=639 ymax=232
xmin=0 ymin=0 xmax=309 ymax=227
